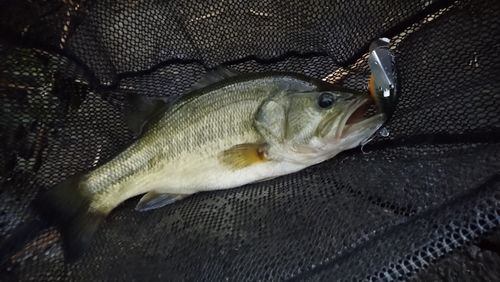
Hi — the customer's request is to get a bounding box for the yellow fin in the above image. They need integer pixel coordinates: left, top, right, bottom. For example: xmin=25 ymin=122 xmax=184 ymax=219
xmin=219 ymin=143 xmax=268 ymax=170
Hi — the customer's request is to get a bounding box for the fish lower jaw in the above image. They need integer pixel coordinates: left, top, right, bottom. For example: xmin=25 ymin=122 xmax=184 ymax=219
xmin=340 ymin=113 xmax=385 ymax=139
xmin=337 ymin=98 xmax=368 ymax=138
xmin=338 ymin=95 xmax=385 ymax=139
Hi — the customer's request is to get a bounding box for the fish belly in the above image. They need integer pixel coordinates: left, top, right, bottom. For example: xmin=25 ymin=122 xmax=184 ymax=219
xmin=153 ymin=156 xmax=308 ymax=195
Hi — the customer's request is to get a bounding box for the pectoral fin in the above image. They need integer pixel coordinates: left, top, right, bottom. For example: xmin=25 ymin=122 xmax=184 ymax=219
xmin=219 ymin=143 xmax=268 ymax=170
xmin=135 ymin=192 xmax=187 ymax=211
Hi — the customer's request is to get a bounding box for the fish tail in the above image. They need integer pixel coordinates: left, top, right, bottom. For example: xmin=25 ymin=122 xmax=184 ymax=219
xmin=32 ymin=173 xmax=106 ymax=262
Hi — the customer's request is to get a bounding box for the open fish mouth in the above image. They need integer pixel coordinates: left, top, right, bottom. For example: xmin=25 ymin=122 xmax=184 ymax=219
xmin=339 ymin=97 xmax=383 ymax=138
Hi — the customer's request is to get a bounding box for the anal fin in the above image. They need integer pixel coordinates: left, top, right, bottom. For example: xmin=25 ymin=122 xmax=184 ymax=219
xmin=219 ymin=143 xmax=268 ymax=170
xmin=135 ymin=191 xmax=187 ymax=211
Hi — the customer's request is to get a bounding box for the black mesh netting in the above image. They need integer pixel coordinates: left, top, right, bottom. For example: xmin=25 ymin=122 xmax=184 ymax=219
xmin=1 ymin=0 xmax=500 ymax=281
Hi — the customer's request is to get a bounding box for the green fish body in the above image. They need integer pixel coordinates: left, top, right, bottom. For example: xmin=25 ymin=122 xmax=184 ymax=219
xmin=35 ymin=70 xmax=385 ymax=260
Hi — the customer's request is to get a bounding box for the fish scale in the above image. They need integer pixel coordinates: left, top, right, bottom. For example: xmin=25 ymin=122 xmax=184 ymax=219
xmin=90 ymin=102 xmax=265 ymax=211
xmin=34 ymin=70 xmax=386 ymax=261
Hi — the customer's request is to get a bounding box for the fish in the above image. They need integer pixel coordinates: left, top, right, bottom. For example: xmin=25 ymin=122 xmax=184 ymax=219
xmin=33 ymin=69 xmax=386 ymax=261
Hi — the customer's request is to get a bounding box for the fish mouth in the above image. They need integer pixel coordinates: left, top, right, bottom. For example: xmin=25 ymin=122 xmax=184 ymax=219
xmin=339 ymin=97 xmax=384 ymax=138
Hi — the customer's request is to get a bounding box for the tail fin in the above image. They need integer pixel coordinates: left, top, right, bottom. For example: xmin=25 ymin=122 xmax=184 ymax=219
xmin=32 ymin=174 xmax=106 ymax=262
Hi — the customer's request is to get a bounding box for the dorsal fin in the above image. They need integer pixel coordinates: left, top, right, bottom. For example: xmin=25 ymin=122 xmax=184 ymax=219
xmin=123 ymin=67 xmax=240 ymax=136
xmin=190 ymin=67 xmax=242 ymax=91
xmin=123 ymin=95 xmax=178 ymax=136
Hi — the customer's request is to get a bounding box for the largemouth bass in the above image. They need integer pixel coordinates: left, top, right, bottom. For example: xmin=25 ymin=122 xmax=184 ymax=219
xmin=35 ymin=69 xmax=386 ymax=260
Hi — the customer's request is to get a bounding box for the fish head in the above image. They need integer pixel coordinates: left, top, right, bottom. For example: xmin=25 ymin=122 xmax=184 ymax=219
xmin=255 ymin=88 xmax=386 ymax=164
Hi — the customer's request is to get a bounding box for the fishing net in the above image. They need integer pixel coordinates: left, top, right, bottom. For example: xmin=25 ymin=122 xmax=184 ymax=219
xmin=1 ymin=0 xmax=500 ymax=281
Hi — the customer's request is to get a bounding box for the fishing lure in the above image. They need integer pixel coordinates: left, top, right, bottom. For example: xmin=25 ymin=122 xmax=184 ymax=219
xmin=368 ymin=38 xmax=399 ymax=120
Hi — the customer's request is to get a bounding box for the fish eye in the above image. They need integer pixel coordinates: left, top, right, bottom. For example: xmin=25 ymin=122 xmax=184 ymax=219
xmin=318 ymin=93 xmax=335 ymax=109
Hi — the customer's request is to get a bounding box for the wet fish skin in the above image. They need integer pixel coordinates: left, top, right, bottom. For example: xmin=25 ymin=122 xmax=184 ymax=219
xmin=34 ymin=71 xmax=385 ymax=261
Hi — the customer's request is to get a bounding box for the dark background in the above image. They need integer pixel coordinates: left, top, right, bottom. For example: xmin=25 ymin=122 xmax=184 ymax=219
xmin=1 ymin=0 xmax=499 ymax=281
